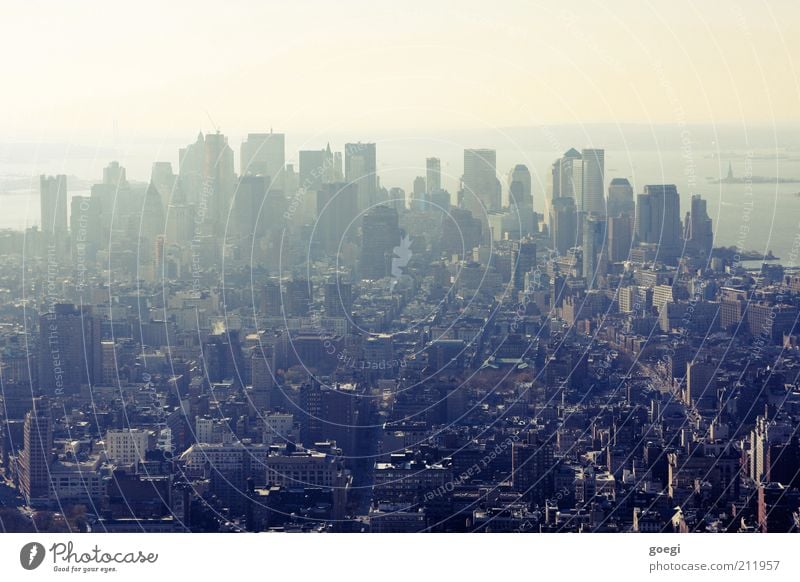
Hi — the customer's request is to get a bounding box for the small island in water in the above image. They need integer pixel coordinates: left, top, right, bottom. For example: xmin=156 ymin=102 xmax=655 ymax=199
xmin=708 ymin=162 xmax=800 ymax=184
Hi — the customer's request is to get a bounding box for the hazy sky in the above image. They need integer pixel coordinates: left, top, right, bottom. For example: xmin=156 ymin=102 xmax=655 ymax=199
xmin=2 ymin=0 xmax=799 ymax=139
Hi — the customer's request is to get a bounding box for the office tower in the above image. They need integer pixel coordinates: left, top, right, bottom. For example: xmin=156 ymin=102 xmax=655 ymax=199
xmin=38 ymin=304 xmax=95 ymax=395
xmin=231 ymin=175 xmax=273 ymax=239
xmin=69 ymin=195 xmax=101 ymax=262
xmin=202 ymin=328 xmax=242 ymax=384
xmin=581 ymin=148 xmax=605 ymax=214
xmin=150 ymin=161 xmax=180 ymax=204
xmin=18 ymin=400 xmax=52 ymax=504
xmin=607 ymin=213 xmax=632 ymax=262
xmin=550 ymin=148 xmax=582 ymax=200
xmin=325 ymin=277 xmax=352 ymax=318
xmin=250 ymin=344 xmax=276 ymax=413
xmin=512 ymin=438 xmax=555 ymax=504
xmin=178 ymin=132 xmax=206 ymax=204
xmin=345 ymin=142 xmax=377 ymax=210
xmin=635 ymin=184 xmax=682 ymax=260
xmin=440 ymin=207 xmax=482 ymax=257
xmin=685 ymin=194 xmax=714 ymax=258
xmin=550 ymin=196 xmax=578 ymax=255
xmin=316 ymin=182 xmax=359 ymax=254
xmin=607 ymin=177 xmax=634 ymax=217
xmin=388 ymin=187 xmax=406 ymax=212
xmin=508 ymin=164 xmax=532 ymax=209
xmin=205 ymin=132 xmax=236 ymax=233
xmin=262 ymin=280 xmax=284 ymax=317
xmin=141 ymin=183 xmax=166 ymax=243
xmin=413 ymin=176 xmax=426 ymax=198
xmin=299 ymin=149 xmax=327 ymax=193
xmin=583 ymin=214 xmax=607 ymax=288
xmin=166 ymin=203 xmax=195 ymax=245
xmin=686 ymin=360 xmax=716 ymax=409
xmin=40 ymin=174 xmax=68 ymax=237
xmin=360 ymin=205 xmax=400 ymax=280
xmin=462 ymin=149 xmax=501 ymax=215
xmin=512 ymin=240 xmax=537 ymax=291
xmin=285 ymin=279 xmax=312 ymax=316
xmin=241 ymin=131 xmax=286 ymax=188
xmin=103 ymin=160 xmax=126 ymax=187
xmin=426 ymin=157 xmax=442 ymax=194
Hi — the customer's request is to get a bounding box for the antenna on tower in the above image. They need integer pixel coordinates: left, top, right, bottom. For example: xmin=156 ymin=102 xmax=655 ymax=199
xmin=205 ymin=110 xmax=220 ymax=134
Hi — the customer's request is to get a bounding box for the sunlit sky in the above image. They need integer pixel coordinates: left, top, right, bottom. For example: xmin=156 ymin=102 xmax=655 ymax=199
xmin=1 ymin=0 xmax=798 ymax=141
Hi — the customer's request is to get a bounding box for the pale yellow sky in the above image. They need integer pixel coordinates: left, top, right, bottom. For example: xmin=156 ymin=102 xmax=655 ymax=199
xmin=2 ymin=0 xmax=798 ymax=138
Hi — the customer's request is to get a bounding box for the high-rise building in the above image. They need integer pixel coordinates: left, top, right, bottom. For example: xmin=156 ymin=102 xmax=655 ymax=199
xmin=512 ymin=240 xmax=537 ymax=291
xmin=206 ymin=132 xmax=235 ymax=235
xmin=426 ymin=157 xmax=442 ymax=194
xmin=607 ymin=213 xmax=633 ymax=263
xmin=285 ymin=279 xmax=312 ymax=316
xmin=38 ymin=304 xmax=95 ymax=395
xmin=581 ymin=148 xmax=605 ymax=214
xmin=18 ymin=400 xmax=52 ymax=504
xmin=325 ymin=277 xmax=353 ymax=318
xmin=583 ymin=215 xmax=607 ymax=288
xmin=40 ymin=175 xmax=68 ymax=237
xmin=550 ymin=196 xmax=578 ymax=255
xmin=686 ymin=360 xmax=716 ymax=409
xmin=462 ymin=149 xmax=501 ymax=215
xmin=345 ymin=142 xmax=377 ymax=210
xmin=440 ymin=207 xmax=482 ymax=257
xmin=508 ymin=164 xmax=532 ymax=209
xmin=512 ymin=438 xmax=555 ymax=504
xmin=150 ymin=161 xmax=179 ymax=204
xmin=635 ymin=184 xmax=682 ymax=261
xmin=316 ymin=182 xmax=359 ymax=254
xmin=550 ymin=148 xmax=582 ymax=200
xmin=685 ymin=194 xmax=714 ymax=258
xmin=178 ymin=132 xmax=206 ymax=205
xmin=232 ymin=175 xmax=269 ymax=239
xmin=241 ymin=131 xmax=286 ymax=189
xmin=360 ymin=205 xmax=400 ymax=280
xmin=299 ymin=149 xmax=327 ymax=193
xmin=607 ymin=177 xmax=634 ymax=217
xmin=412 ymin=176 xmax=426 ymax=200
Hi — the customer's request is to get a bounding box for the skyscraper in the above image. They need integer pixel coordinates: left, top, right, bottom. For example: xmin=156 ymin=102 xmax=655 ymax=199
xmin=583 ymin=215 xmax=607 ymax=288
xmin=325 ymin=277 xmax=353 ymax=318
xmin=345 ymin=142 xmax=377 ymax=210
xmin=581 ymin=148 xmax=605 ymax=214
xmin=316 ymin=182 xmax=359 ymax=254
xmin=607 ymin=213 xmax=633 ymax=263
xmin=204 ymin=132 xmax=235 ymax=236
xmin=635 ymin=185 xmax=682 ymax=260
xmin=18 ymin=400 xmax=52 ymax=504
xmin=508 ymin=164 xmax=532 ymax=209
xmin=40 ymin=174 xmax=68 ymax=237
xmin=607 ymin=177 xmax=634 ymax=217
xmin=241 ymin=131 xmax=286 ymax=189
xmin=360 ymin=205 xmax=400 ymax=280
xmin=462 ymin=149 xmax=501 ymax=215
xmin=550 ymin=196 xmax=578 ymax=256
xmin=550 ymin=148 xmax=582 ymax=200
xmin=299 ymin=149 xmax=327 ymax=193
xmin=38 ymin=304 xmax=95 ymax=395
xmin=426 ymin=157 xmax=442 ymax=194
xmin=685 ymin=194 xmax=714 ymax=258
